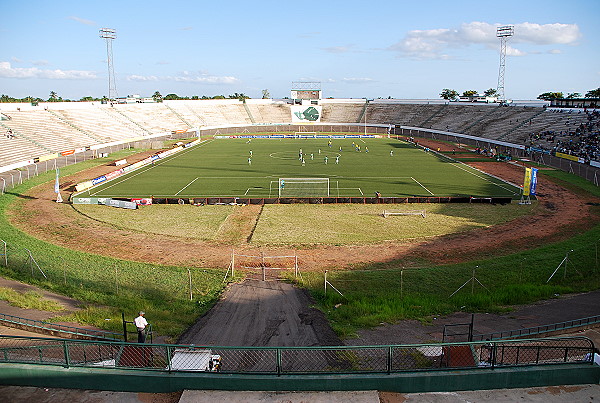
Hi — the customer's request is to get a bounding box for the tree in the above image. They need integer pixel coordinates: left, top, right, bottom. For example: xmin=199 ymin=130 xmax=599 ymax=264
xmin=585 ymin=88 xmax=600 ymax=98
xmin=461 ymin=90 xmax=478 ymax=97
xmin=566 ymin=92 xmax=582 ymax=99
xmin=483 ymin=88 xmax=498 ymax=97
xmin=48 ymin=91 xmax=59 ymax=102
xmin=439 ymin=89 xmax=459 ymax=100
xmin=537 ymin=92 xmax=564 ymax=100
xmin=262 ymin=89 xmax=270 ymax=99
xmin=152 ymin=91 xmax=163 ymax=102
xmin=163 ymin=93 xmax=179 ymax=100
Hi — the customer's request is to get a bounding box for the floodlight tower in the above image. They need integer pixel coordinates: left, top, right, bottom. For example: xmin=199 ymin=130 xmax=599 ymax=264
xmin=496 ymin=25 xmax=514 ymax=101
xmin=99 ymin=28 xmax=118 ymax=101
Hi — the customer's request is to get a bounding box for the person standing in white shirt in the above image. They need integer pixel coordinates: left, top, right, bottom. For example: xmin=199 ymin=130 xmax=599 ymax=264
xmin=134 ymin=311 xmax=149 ymax=343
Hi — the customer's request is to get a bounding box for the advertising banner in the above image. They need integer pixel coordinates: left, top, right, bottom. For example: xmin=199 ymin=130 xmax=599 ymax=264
xmin=522 ymin=167 xmax=532 ymax=196
xmin=555 ymin=152 xmax=582 ymax=162
xmin=530 ymin=168 xmax=538 ymax=196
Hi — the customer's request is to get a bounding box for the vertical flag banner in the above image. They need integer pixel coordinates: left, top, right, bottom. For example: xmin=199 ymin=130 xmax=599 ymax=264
xmin=55 ymin=168 xmax=62 ymax=203
xmin=522 ymin=167 xmax=532 ymax=196
xmin=530 ymin=168 xmax=538 ymax=196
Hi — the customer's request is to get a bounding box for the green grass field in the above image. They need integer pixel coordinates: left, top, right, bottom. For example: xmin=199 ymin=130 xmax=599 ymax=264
xmin=82 ymin=135 xmax=520 ymax=198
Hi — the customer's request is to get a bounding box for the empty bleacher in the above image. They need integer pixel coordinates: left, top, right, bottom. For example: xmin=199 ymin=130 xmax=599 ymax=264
xmin=1 ymin=100 xmax=597 ymax=170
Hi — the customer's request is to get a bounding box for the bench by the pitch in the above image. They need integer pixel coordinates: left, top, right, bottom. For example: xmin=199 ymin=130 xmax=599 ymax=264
xmin=382 ymin=209 xmax=426 ymax=218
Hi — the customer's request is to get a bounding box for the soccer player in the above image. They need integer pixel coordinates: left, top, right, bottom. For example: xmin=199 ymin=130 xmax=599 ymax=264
xmin=328 ymin=140 xmax=332 ymax=148
xmin=365 ymin=146 xmax=369 ymax=153
xmin=390 ymin=150 xmax=394 ymax=157
xmin=335 ymin=155 xmax=339 ymax=164
xmin=324 ymin=156 xmax=328 ymax=164
xmin=339 ymin=146 xmax=342 ymax=152
xmin=249 ymin=150 xmax=253 ymax=156
xmin=310 ymin=153 xmax=314 ymax=160
xmin=248 ymin=157 xmax=252 ymax=165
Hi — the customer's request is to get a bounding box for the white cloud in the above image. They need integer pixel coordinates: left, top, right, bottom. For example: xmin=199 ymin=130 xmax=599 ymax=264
xmin=0 ymin=61 xmax=97 ymax=79
xmin=68 ymin=16 xmax=97 ymax=26
xmin=342 ymin=77 xmax=374 ymax=84
xmin=179 ymin=26 xmax=193 ymax=31
xmin=11 ymin=56 xmax=23 ymax=63
xmin=322 ymin=45 xmax=355 ymax=54
xmin=127 ymin=74 xmax=159 ymax=81
xmin=127 ymin=72 xmax=239 ymax=84
xmin=389 ymin=22 xmax=581 ymax=59
xmin=32 ymin=60 xmax=49 ymax=66
xmin=548 ymin=49 xmax=562 ymax=54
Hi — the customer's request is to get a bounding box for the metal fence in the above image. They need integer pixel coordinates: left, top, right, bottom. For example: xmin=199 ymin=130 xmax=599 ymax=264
xmin=473 ymin=314 xmax=600 ymax=342
xmin=0 ymin=131 xmax=193 ymax=195
xmin=0 ymin=335 xmax=593 ymax=375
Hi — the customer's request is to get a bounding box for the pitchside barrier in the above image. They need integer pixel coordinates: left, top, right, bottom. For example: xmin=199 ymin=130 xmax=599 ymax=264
xmin=72 ymin=196 xmax=514 ymax=205
xmin=0 ymin=335 xmax=595 ymax=377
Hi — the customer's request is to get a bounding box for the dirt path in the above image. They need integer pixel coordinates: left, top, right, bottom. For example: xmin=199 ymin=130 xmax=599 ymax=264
xmin=177 ymin=279 xmax=341 ymax=347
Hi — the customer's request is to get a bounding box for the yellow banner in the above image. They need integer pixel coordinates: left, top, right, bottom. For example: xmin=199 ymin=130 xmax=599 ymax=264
xmin=523 ymin=167 xmax=532 ymax=196
xmin=38 ymin=153 xmax=59 ymax=162
xmin=555 ymin=152 xmax=580 ymax=162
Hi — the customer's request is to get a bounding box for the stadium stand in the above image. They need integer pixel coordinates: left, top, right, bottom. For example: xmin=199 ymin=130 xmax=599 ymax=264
xmin=0 ymin=100 xmax=598 ymax=169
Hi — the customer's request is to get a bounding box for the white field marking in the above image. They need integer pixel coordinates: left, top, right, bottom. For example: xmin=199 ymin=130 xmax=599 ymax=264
xmin=175 ymin=177 xmax=199 ymax=196
xmin=90 ymin=139 xmax=215 ymax=196
xmin=433 ymin=151 xmax=520 ymax=195
xmin=447 ymin=160 xmax=518 ymax=194
xmin=411 ymin=177 xmax=434 ymax=195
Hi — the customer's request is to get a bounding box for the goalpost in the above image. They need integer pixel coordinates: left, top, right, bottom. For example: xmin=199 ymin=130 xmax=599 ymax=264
xmin=224 ymin=250 xmax=301 ymax=282
xmin=277 ymin=177 xmax=330 ymax=197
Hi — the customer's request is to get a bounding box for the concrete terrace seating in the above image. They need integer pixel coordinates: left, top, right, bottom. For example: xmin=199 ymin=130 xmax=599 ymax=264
xmin=0 ymin=129 xmax=49 ymax=167
xmin=246 ymin=102 xmax=291 ymax=124
xmin=321 ymin=102 xmax=364 ymax=123
xmin=2 ymin=111 xmax=99 ymax=154
xmin=52 ymin=107 xmax=139 ymax=143
xmin=114 ymin=103 xmax=188 ymax=133
xmin=185 ymin=101 xmax=251 ymax=126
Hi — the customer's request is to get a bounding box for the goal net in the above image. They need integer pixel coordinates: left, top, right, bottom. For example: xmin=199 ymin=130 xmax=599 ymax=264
xmin=278 ymin=177 xmax=330 ymax=197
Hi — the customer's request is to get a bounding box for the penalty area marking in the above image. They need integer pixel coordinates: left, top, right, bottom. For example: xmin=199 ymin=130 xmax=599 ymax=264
xmin=411 ymin=177 xmax=434 ymax=195
xmin=175 ymin=177 xmax=200 ymax=196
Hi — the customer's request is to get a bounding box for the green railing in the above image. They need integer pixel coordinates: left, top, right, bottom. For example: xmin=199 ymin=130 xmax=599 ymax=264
xmin=0 ymin=335 xmax=594 ymax=375
xmin=473 ymin=314 xmax=600 ymax=341
xmin=0 ymin=313 xmax=122 ymax=341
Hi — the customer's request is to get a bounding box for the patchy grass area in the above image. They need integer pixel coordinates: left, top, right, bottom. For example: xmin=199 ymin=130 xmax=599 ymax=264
xmin=0 ymin=287 xmax=65 ymax=312
xmin=252 ymin=203 xmax=534 ymax=244
xmin=73 ymin=201 xmax=534 ymax=245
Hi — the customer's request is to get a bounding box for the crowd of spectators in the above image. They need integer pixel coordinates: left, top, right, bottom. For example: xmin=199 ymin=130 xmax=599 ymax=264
xmin=528 ymin=109 xmax=600 ymax=163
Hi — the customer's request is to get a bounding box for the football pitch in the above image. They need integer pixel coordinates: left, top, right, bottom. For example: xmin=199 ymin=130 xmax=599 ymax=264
xmin=83 ymin=136 xmax=521 ymax=198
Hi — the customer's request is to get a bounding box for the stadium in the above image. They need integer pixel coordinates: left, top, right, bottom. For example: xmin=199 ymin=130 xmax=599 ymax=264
xmin=1 ymin=3 xmax=600 ymax=402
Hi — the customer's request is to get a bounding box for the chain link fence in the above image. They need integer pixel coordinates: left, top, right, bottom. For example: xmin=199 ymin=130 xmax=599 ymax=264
xmin=0 ymin=335 xmax=594 ymax=374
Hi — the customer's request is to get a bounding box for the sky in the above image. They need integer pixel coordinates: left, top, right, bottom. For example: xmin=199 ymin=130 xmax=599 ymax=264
xmin=1 ymin=0 xmax=599 ymax=101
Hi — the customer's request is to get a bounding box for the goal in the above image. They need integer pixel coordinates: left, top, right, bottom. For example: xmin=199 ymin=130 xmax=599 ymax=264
xmin=278 ymin=177 xmax=330 ymax=197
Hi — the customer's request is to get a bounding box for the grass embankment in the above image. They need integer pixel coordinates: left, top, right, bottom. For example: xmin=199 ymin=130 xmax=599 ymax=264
xmin=0 ymin=150 xmax=238 ymax=340
xmin=293 ymin=168 xmax=600 ymax=338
